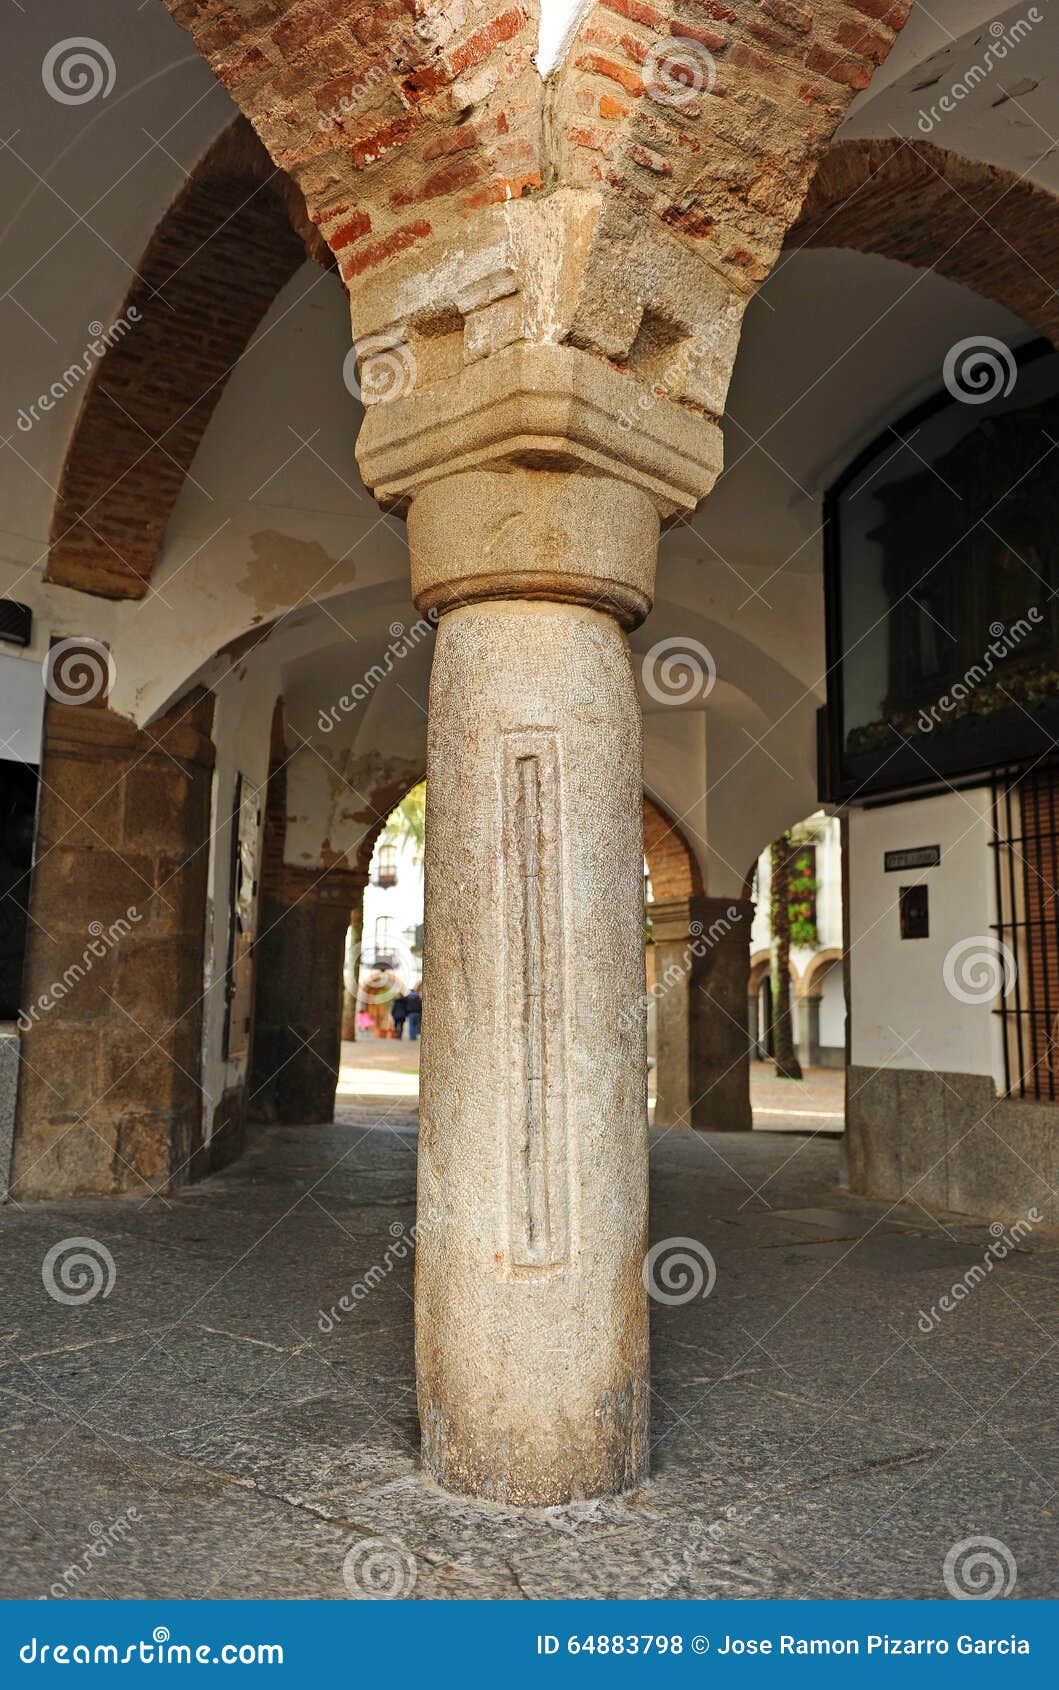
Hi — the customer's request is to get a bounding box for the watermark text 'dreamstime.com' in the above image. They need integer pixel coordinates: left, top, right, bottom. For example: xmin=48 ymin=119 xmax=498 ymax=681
xmin=917 ymin=9 xmax=1043 ymax=134
xmin=15 ymin=310 xmax=141 ymax=433
xmin=19 ymin=1631 xmax=284 ymax=1666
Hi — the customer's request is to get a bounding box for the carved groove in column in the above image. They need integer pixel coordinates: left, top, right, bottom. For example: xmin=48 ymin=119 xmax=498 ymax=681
xmin=502 ymin=730 xmax=570 ymax=1274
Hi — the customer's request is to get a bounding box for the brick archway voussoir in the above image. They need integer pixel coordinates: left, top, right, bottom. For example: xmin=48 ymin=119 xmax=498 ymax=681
xmin=47 ymin=117 xmax=335 ymax=601
xmin=163 ymin=4 xmax=913 ymax=438
xmin=644 ymin=792 xmax=704 ymax=902
xmin=789 ymin=136 xmax=1059 ymax=344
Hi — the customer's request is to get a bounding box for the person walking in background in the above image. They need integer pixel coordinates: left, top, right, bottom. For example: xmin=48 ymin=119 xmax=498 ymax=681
xmin=391 ymin=991 xmax=408 ymax=1039
xmin=360 ymin=970 xmax=391 ymax=1038
xmin=405 ymin=984 xmax=422 ymax=1040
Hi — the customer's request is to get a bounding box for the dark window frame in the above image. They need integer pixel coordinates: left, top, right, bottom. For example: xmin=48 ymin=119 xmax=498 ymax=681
xmin=822 ymin=337 xmax=1058 ymax=804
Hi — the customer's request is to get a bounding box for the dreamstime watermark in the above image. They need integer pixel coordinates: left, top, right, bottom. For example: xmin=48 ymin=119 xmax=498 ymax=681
xmin=943 ymin=335 xmax=1018 ymax=405
xmin=342 ymin=333 xmax=418 ymax=406
xmin=643 ymin=1238 xmax=716 ymax=1306
xmin=45 ymin=1508 xmax=141 ymax=1600
xmin=19 ymin=1631 xmax=283 ymax=1666
xmin=42 ymin=637 xmax=116 ymax=706
xmin=342 ymin=1537 xmax=417 ymax=1598
xmin=617 ymin=335 xmax=702 ymax=435
xmin=317 ymin=1221 xmax=417 ymax=1332
xmin=616 ymin=305 xmax=741 ymax=436
xmin=620 ymin=906 xmax=743 ymax=1034
xmin=16 ymin=310 xmax=141 ymax=432
xmin=916 ymin=610 xmax=1043 ymax=732
xmin=19 ymin=906 xmax=143 ymax=1032
xmin=316 ymin=10 xmax=461 ymax=132
xmin=943 ymin=935 xmax=1017 ymax=1005
xmin=42 ymin=1238 xmax=117 ymax=1306
xmin=317 ymin=613 xmax=437 ymax=732
xmin=943 ymin=1535 xmax=1018 ymax=1599
xmin=918 ymin=11 xmax=1042 ymax=134
xmin=641 ymin=636 xmax=716 ymax=705
xmin=42 ymin=38 xmax=116 ymax=105
xmin=643 ymin=35 xmax=716 ymax=107
xmin=318 ymin=59 xmax=396 ymax=133
xmin=917 ymin=1211 xmax=1042 ymax=1334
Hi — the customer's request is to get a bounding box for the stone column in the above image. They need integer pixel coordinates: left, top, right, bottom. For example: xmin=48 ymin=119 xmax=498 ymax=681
xmin=249 ymin=864 xmax=366 ymax=1124
xmin=358 ymin=344 xmax=718 ymax=1503
xmin=797 ymin=993 xmax=822 ymax=1072
xmin=748 ymin=991 xmax=764 ymax=1062
xmin=340 ymin=897 xmax=364 ymax=1043
xmin=652 ymin=897 xmax=754 ymax=1134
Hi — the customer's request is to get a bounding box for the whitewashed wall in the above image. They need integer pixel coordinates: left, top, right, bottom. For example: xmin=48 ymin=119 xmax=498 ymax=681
xmin=846 ymin=788 xmax=1004 ymax=1083
xmin=199 ymin=657 xmax=282 ymax=1136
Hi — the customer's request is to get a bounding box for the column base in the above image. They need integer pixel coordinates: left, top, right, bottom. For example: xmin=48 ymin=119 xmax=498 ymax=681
xmin=419 ymin=1379 xmax=649 ymax=1507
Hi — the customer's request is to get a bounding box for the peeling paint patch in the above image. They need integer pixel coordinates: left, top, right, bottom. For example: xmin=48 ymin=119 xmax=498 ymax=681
xmin=237 ymin=531 xmax=349 ymax=618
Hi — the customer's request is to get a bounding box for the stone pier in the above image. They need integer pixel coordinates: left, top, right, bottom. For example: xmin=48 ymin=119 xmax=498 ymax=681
xmin=652 ymin=895 xmax=754 ymax=1133
xmin=12 ymin=687 xmax=214 ymax=1197
xmin=250 ymin=864 xmax=366 ymax=1125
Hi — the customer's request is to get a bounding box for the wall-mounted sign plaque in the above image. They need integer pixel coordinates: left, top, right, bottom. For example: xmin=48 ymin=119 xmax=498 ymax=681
xmin=885 ymin=845 xmax=941 ymax=873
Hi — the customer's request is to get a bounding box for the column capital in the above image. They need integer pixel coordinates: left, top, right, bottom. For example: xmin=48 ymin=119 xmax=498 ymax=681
xmin=356 ymin=341 xmax=721 ymax=519
xmin=357 ymin=342 xmax=721 ymax=630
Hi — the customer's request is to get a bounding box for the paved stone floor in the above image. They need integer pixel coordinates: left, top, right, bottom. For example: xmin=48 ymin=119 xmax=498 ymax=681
xmin=339 ymin=1040 xmax=847 ymax=1135
xmin=746 ymin=1064 xmax=844 ymax=1135
xmin=1 ymin=1107 xmax=1056 ymax=1601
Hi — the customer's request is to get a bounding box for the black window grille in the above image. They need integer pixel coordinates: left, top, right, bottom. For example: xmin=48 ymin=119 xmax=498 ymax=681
xmin=991 ymin=761 xmax=1059 ymax=1100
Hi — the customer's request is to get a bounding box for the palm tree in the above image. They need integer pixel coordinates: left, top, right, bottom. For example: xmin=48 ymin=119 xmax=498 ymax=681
xmin=769 ymin=831 xmax=803 ymax=1080
xmin=379 ymin=781 xmax=426 ymax=864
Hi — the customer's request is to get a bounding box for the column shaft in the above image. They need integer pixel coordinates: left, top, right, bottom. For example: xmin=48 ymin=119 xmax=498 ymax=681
xmin=415 ymin=600 xmax=649 ymax=1503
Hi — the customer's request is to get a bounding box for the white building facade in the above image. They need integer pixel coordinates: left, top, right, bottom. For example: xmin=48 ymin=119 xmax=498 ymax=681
xmin=749 ymin=815 xmax=846 ymax=1071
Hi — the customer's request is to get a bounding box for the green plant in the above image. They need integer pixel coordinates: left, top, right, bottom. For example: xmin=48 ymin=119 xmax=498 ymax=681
xmin=769 ymin=832 xmax=803 ymax=1080
xmin=788 ymin=849 xmax=819 ymax=949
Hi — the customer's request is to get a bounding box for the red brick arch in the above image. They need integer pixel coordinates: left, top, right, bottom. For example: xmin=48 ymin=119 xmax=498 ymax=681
xmin=48 ymin=118 xmax=334 ymax=601
xmin=789 ymin=137 xmax=1059 ymax=342
xmin=354 ymin=770 xmax=427 ymax=878
xmin=643 ymin=793 xmax=704 ymax=902
xmin=163 ymin=3 xmax=911 ymax=294
xmin=164 ymin=0 xmax=545 ymax=285
xmin=558 ymin=0 xmax=912 ymax=292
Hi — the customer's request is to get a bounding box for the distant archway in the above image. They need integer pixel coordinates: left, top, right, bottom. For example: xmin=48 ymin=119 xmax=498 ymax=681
xmin=643 ymin=795 xmax=704 ymax=903
xmin=799 ymin=946 xmax=844 ymax=1000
